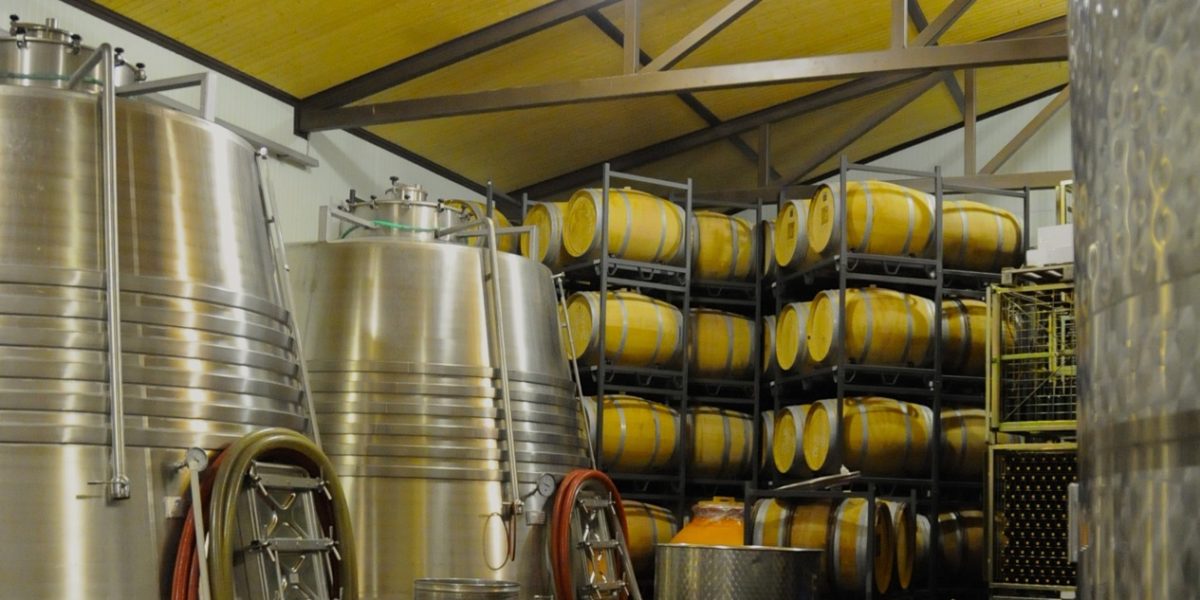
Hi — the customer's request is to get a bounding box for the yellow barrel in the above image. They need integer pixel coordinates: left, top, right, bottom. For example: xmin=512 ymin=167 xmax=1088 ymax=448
xmin=880 ymin=500 xmax=917 ymax=590
xmin=788 ymin=499 xmax=837 ymax=587
xmin=942 ymin=299 xmax=988 ymax=375
xmin=688 ymin=309 xmax=754 ymax=379
xmin=802 ymin=397 xmax=932 ymax=476
xmin=831 ymin=498 xmax=894 ymax=595
xmin=760 ymin=409 xmax=775 ymax=472
xmin=808 ymin=180 xmax=935 ymax=258
xmin=565 ymin=291 xmax=683 ymax=368
xmin=938 ymin=509 xmax=984 ymax=582
xmin=775 ymin=301 xmax=815 ymax=373
xmin=940 ymin=408 xmax=988 ymax=478
xmin=806 ymin=287 xmax=936 ymax=367
xmin=687 ymin=407 xmax=753 ymax=478
xmin=759 ymin=219 xmax=778 ymax=280
xmin=692 ymin=211 xmax=753 ymax=281
xmin=443 ymin=199 xmax=518 ymax=253
xmin=750 ymin=498 xmax=793 ymax=547
xmin=774 ymin=199 xmax=813 ymax=271
xmin=562 ymin=187 xmax=686 ymax=264
xmin=762 ymin=314 xmax=778 ymax=374
xmin=914 ymin=513 xmax=930 ymax=584
xmin=623 ymin=500 xmax=678 ymax=573
xmin=582 ymin=395 xmax=680 ymax=473
xmin=520 ymin=201 xmax=569 ymax=270
xmin=943 ymin=200 xmax=1022 ymax=271
xmin=771 ymin=404 xmax=812 ymax=478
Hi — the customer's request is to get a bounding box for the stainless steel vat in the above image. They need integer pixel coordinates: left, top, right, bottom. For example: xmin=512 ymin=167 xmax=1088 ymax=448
xmin=1071 ymin=0 xmax=1200 ymax=598
xmin=654 ymin=544 xmax=824 ymax=600
xmin=287 ymin=191 xmax=590 ymax=600
xmin=0 ymin=18 xmax=307 ymax=599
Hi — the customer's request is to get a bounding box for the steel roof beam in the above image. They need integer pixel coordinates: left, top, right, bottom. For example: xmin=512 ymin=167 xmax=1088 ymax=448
xmin=778 ymin=73 xmax=944 ymax=185
xmin=642 ymin=0 xmax=762 ymax=72
xmin=908 ymin=0 xmax=974 ymax=115
xmin=300 ymin=0 xmax=621 ymax=110
xmin=585 ymin=12 xmax=781 ymax=180
xmin=298 ymin=35 xmax=1067 ymax=131
xmin=980 ymin=86 xmax=1071 ymax=174
xmin=508 ymin=16 xmax=1064 ymax=199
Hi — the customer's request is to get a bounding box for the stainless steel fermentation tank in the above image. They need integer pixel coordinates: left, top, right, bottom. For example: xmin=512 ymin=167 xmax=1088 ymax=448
xmin=1071 ymin=1 xmax=1200 ymax=598
xmin=287 ymin=186 xmax=590 ymax=600
xmin=0 ymin=17 xmax=309 ymax=598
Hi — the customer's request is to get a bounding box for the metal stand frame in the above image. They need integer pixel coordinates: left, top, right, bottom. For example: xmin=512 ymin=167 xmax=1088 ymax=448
xmin=745 ymin=155 xmax=1031 ymax=600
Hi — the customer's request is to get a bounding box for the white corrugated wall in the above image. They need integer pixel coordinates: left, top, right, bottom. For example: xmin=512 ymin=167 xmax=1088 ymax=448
xmin=17 ymin=1 xmax=484 ymax=243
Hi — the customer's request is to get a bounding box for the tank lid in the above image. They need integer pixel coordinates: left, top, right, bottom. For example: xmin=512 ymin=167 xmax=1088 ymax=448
xmin=9 ymin=15 xmax=77 ymax=44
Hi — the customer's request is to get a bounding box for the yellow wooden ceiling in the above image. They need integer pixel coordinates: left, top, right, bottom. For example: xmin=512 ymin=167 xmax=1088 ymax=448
xmin=94 ymin=0 xmax=1068 ymax=195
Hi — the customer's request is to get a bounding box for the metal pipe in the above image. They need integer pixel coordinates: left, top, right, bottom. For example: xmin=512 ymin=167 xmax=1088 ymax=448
xmin=255 ymin=154 xmax=322 ymax=449
xmin=438 ymin=218 xmax=523 ymax=519
xmin=93 ymin=43 xmax=131 ymax=501
xmin=555 ymin=274 xmax=595 ymax=468
xmin=67 ymin=44 xmax=107 ymax=90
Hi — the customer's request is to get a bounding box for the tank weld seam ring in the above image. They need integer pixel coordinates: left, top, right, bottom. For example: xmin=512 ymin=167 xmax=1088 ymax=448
xmin=715 ymin=410 xmax=734 ymax=475
xmin=857 ymin=185 xmax=876 ymax=253
xmin=652 ymin=196 xmax=668 ymax=262
xmin=856 ymin=401 xmax=870 ymax=469
xmin=615 ymin=295 xmax=630 ymax=362
xmin=617 ymin=189 xmax=634 ymax=257
xmin=614 ymin=402 xmax=628 ymax=466
xmin=859 ymin=290 xmax=874 ymax=363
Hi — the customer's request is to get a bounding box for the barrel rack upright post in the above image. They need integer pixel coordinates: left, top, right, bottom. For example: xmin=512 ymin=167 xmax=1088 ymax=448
xmin=743 ymin=155 xmax=1030 ymax=600
xmin=558 ymin=164 xmax=695 ymax=518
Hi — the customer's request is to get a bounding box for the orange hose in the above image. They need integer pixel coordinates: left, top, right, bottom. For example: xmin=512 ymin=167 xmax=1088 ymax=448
xmin=170 ymin=449 xmax=228 ymax=600
xmin=550 ymin=469 xmax=631 ymax=600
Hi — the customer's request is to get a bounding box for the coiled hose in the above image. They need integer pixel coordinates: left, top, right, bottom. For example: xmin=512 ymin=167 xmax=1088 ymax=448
xmin=550 ymin=469 xmax=631 ymax=600
xmin=170 ymin=428 xmax=358 ymax=600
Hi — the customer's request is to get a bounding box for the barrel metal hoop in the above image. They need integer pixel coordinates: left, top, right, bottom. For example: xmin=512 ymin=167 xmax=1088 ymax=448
xmin=900 ymin=295 xmax=915 ymax=365
xmin=822 ymin=401 xmax=838 ymax=474
xmin=900 ymin=190 xmax=917 ymax=255
xmin=856 ymin=185 xmax=875 ymax=253
xmin=959 ymin=301 xmax=971 ymax=371
xmin=722 ymin=314 xmax=736 ymax=377
xmin=728 ymin=217 xmax=740 ymax=279
xmin=957 ymin=204 xmax=971 ymax=266
xmin=613 ymin=401 xmax=628 ymax=467
xmin=957 ymin=410 xmax=969 ymax=474
xmin=650 ymin=404 xmax=663 ymax=466
xmin=649 ymin=303 xmax=666 ymax=365
xmin=616 ymin=189 xmax=634 ymax=257
xmin=652 ymin=197 xmax=669 ymax=262
xmin=855 ymin=502 xmax=869 ymax=592
xmin=615 ymin=296 xmax=630 ymax=362
xmin=583 ymin=292 xmax=602 ymax=361
xmin=752 ymin=500 xmax=769 ymax=545
xmin=741 ymin=416 xmax=752 ymax=473
xmin=916 ymin=191 xmax=936 ymax=253
xmin=648 ymin=505 xmax=660 ymax=547
xmin=991 ymin=211 xmax=1006 ymax=271
xmin=900 ymin=399 xmax=914 ymax=468
xmin=859 ymin=290 xmax=874 ymax=363
xmin=719 ymin=411 xmax=732 ymax=477
xmin=856 ymin=400 xmax=869 ymax=469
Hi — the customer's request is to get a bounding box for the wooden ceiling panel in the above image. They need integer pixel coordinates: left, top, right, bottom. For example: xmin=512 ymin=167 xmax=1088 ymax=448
xmin=97 ymin=0 xmax=553 ymax=97
xmin=917 ymin=0 xmax=1066 ymax=45
xmin=366 ymin=96 xmax=709 ymax=191
xmin=634 ymin=139 xmax=760 ymax=193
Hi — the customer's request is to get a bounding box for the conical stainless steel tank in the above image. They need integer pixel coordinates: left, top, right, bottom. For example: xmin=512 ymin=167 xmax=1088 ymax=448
xmin=0 ymin=17 xmax=310 ymax=598
xmin=1072 ymin=1 xmax=1200 ymax=598
xmin=287 ymin=185 xmax=590 ymax=600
